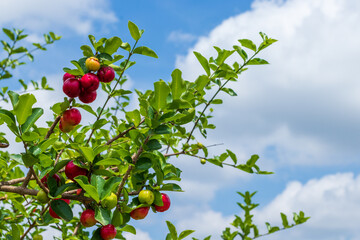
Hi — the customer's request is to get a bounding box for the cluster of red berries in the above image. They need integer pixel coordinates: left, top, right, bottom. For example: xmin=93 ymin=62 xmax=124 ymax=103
xmin=130 ymin=192 xmax=171 ymax=220
xmin=62 ymin=57 xmax=115 ymax=103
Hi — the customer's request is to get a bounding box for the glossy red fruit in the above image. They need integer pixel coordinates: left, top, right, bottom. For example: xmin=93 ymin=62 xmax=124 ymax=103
xmin=97 ymin=66 xmax=115 ymax=83
xmin=62 ymin=108 xmax=81 ymax=126
xmin=154 ymin=193 xmax=171 ymax=212
xmin=63 ymin=78 xmax=81 ymax=98
xmin=59 ymin=117 xmax=75 ymax=133
xmin=80 ymin=73 xmax=99 ymax=91
xmin=130 ymin=206 xmax=150 ymax=220
xmin=79 ymin=90 xmax=97 ymax=103
xmin=49 ymin=199 xmax=70 ymax=219
xmin=63 ymin=72 xmax=75 ymax=82
xmin=41 ymin=174 xmax=61 ymax=188
xmin=65 ymin=160 xmax=88 ymax=181
xmin=100 ymin=224 xmax=117 ymax=240
xmin=80 ymin=209 xmax=96 ymax=227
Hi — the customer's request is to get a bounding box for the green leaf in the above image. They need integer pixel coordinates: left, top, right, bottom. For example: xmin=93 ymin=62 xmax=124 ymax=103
xmin=281 ymin=213 xmax=289 ymax=228
xmin=100 ymin=177 xmax=122 ymax=200
xmin=79 ymin=146 xmax=95 ymax=163
xmin=135 ymin=158 xmax=152 ymax=171
xmin=238 ymin=39 xmax=257 ymax=52
xmin=160 ymin=183 xmax=182 ymax=192
xmin=21 ymin=108 xmax=43 ymax=133
xmin=128 ymin=21 xmax=141 ymax=41
xmin=74 ymin=175 xmax=100 ymax=203
xmin=22 ymin=153 xmax=39 ymax=167
xmin=246 ymin=154 xmax=259 ymax=167
xmin=179 ymin=230 xmax=195 ymax=240
xmin=81 ymin=45 xmax=94 ymax=57
xmin=0 ymin=109 xmax=19 ymax=135
xmin=11 ymin=224 xmax=20 ymax=240
xmin=3 ymin=28 xmax=15 ymax=41
xmin=247 ymin=58 xmax=269 ymax=65
xmin=154 ymin=125 xmax=171 ymax=134
xmin=50 ymin=199 xmax=73 ymax=221
xmin=95 ymin=207 xmax=112 ymax=226
xmin=93 ymin=119 xmax=108 ymax=130
xmin=146 ymin=139 xmax=162 ymax=151
xmin=121 ymin=225 xmax=136 ymax=235
xmin=133 ymin=46 xmax=158 ymax=58
xmin=193 ymin=51 xmax=210 ymax=76
xmin=8 ymin=90 xmax=19 ymax=108
xmin=226 ymin=149 xmax=237 ymax=164
xmin=125 ymin=110 xmax=141 ymax=126
xmin=151 ymin=80 xmax=170 ymax=111
xmin=194 ymin=75 xmax=210 ymax=93
xmin=170 ymin=69 xmax=186 ymax=100
xmin=104 ymin=36 xmax=122 ymax=55
xmin=166 ymin=221 xmax=178 ymax=240
xmin=95 ymin=158 xmax=122 ymax=166
xmin=14 ymin=93 xmax=37 ymax=125
xmin=21 ymin=132 xmax=39 ymax=141
xmin=211 ymin=99 xmax=223 ymax=104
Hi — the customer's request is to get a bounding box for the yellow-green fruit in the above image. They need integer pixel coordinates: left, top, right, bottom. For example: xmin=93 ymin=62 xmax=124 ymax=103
xmin=33 ymin=235 xmax=43 ymax=240
xmin=197 ymin=142 xmax=204 ymax=148
xmin=200 ymin=159 xmax=206 ymax=165
xmin=36 ymin=189 xmax=49 ymax=203
xmin=101 ymin=192 xmax=117 ymax=209
xmin=85 ymin=57 xmax=100 ymax=71
xmin=53 ymin=140 xmax=65 ymax=150
xmin=138 ymin=190 xmax=155 ymax=205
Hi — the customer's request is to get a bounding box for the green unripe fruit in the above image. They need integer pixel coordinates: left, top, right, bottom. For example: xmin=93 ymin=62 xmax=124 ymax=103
xmin=101 ymin=192 xmax=117 ymax=209
xmin=53 ymin=140 xmax=65 ymax=150
xmin=197 ymin=142 xmax=204 ymax=148
xmin=138 ymin=190 xmax=155 ymax=205
xmin=200 ymin=159 xmax=206 ymax=165
xmin=36 ymin=189 xmax=49 ymax=203
xmin=33 ymin=235 xmax=43 ymax=240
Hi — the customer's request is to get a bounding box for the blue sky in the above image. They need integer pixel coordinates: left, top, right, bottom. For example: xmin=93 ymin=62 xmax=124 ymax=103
xmin=1 ymin=0 xmax=360 ymax=239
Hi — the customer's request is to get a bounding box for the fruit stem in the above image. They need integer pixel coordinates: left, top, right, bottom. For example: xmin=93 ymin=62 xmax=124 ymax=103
xmin=84 ymin=40 xmax=139 ymax=146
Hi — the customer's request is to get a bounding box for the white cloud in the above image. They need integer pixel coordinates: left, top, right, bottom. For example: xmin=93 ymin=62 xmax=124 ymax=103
xmin=123 ymin=229 xmax=152 ymax=240
xmin=175 ymin=0 xmax=360 ymax=166
xmin=168 ymin=31 xmax=197 ymax=43
xmin=253 ymin=172 xmax=360 ymax=239
xmin=0 ymin=0 xmax=117 ymax=35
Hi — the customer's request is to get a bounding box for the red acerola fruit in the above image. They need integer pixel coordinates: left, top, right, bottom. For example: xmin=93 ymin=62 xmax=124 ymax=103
xmin=97 ymin=66 xmax=115 ymax=83
xmin=63 ymin=78 xmax=81 ymax=98
xmin=49 ymin=199 xmax=70 ymax=219
xmin=130 ymin=206 xmax=150 ymax=220
xmin=63 ymin=72 xmax=75 ymax=82
xmin=154 ymin=193 xmax=171 ymax=212
xmin=80 ymin=209 xmax=97 ymax=227
xmin=41 ymin=174 xmax=61 ymax=188
xmin=100 ymin=224 xmax=117 ymax=240
xmin=65 ymin=160 xmax=88 ymax=181
xmin=79 ymin=90 xmax=97 ymax=103
xmin=80 ymin=73 xmax=99 ymax=92
xmin=59 ymin=117 xmax=75 ymax=133
xmin=62 ymin=108 xmax=81 ymax=126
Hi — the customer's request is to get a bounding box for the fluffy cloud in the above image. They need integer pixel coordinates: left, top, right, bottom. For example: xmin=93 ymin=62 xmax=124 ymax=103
xmin=0 ymin=0 xmax=117 ymax=35
xmin=176 ymin=0 xmax=360 ymax=166
xmin=253 ymin=172 xmax=360 ymax=239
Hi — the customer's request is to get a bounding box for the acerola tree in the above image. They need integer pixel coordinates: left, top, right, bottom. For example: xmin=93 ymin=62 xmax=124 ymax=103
xmin=0 ymin=23 xmax=309 ymax=239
